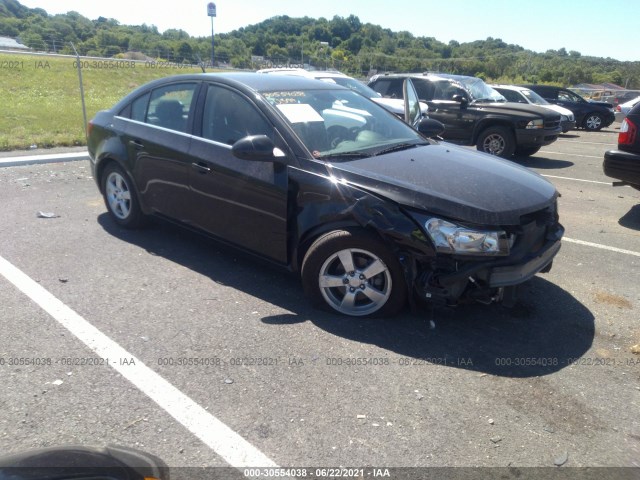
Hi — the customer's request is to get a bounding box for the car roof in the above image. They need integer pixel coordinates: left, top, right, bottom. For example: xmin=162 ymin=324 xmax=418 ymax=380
xmin=492 ymin=85 xmax=530 ymax=92
xmin=257 ymin=68 xmax=351 ymax=79
xmin=622 ymin=95 xmax=640 ymax=107
xmin=521 ymin=84 xmax=560 ymax=91
xmin=372 ymin=72 xmax=477 ymax=82
xmin=112 ymin=72 xmax=346 ymax=111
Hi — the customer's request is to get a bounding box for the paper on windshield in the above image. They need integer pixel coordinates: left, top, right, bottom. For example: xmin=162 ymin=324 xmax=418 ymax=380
xmin=276 ymin=104 xmax=324 ymax=124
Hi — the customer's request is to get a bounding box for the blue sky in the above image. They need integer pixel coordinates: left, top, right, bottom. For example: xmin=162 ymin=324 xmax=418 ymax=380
xmin=19 ymin=0 xmax=640 ymax=61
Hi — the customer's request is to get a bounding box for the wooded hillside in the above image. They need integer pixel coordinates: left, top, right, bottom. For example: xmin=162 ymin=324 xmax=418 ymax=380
xmin=1 ymin=0 xmax=638 ymax=87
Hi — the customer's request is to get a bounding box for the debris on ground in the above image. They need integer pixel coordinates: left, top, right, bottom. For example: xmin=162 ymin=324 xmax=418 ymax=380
xmin=37 ymin=211 xmax=60 ymax=218
xmin=554 ymin=451 xmax=568 ymax=466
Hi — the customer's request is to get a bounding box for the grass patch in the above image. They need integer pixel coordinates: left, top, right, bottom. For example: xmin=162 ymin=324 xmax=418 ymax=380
xmin=0 ymin=53 xmax=207 ymax=151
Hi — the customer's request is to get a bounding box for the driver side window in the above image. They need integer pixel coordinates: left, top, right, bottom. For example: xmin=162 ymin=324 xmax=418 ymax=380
xmin=202 ymin=85 xmax=274 ymax=145
xmin=558 ymin=90 xmax=579 ymax=102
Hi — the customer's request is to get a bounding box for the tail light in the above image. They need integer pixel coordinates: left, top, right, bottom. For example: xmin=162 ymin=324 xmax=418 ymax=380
xmin=618 ymin=117 xmax=637 ymax=146
xmin=87 ymin=120 xmax=94 ymax=137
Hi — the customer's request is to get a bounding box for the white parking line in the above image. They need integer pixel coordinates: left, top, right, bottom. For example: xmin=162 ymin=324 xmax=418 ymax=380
xmin=563 ymin=237 xmax=640 ymax=258
xmin=555 ymin=140 xmax=615 ymax=146
xmin=541 ymin=174 xmax=613 ymax=185
xmin=538 ymin=151 xmax=602 ymax=159
xmin=0 ymin=255 xmax=278 ymax=469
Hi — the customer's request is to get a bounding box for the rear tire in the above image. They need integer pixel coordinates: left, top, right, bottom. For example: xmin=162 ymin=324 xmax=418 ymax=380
xmin=476 ymin=126 xmax=516 ymax=158
xmin=301 ymin=229 xmax=407 ymax=317
xmin=102 ymin=163 xmax=147 ymax=228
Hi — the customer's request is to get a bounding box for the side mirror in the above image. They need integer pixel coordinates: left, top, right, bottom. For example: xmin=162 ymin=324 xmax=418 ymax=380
xmin=417 ymin=118 xmax=445 ymax=138
xmin=452 ymin=94 xmax=468 ymax=106
xmin=231 ymin=135 xmax=280 ymax=162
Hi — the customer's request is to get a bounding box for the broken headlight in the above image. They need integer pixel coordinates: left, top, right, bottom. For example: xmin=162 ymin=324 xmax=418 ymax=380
xmin=425 ymin=218 xmax=510 ymax=256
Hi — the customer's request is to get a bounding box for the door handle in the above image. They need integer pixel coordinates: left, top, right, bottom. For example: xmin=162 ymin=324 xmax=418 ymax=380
xmin=129 ymin=140 xmax=144 ymax=150
xmin=191 ymin=162 xmax=211 ymax=173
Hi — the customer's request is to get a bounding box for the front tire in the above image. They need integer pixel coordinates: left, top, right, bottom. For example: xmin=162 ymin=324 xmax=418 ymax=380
xmin=102 ymin=163 xmax=147 ymax=228
xmin=476 ymin=126 xmax=515 ymax=158
xmin=583 ymin=113 xmax=603 ymax=131
xmin=301 ymin=229 xmax=407 ymax=317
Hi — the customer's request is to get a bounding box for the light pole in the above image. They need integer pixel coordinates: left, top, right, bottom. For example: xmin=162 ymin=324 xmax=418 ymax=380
xmin=207 ymin=2 xmax=216 ymax=67
xmin=319 ymin=41 xmax=329 ymax=69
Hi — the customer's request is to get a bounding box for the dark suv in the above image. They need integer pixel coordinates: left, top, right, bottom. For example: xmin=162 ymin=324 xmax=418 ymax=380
xmin=522 ymin=85 xmax=615 ymax=131
xmin=368 ymin=73 xmax=561 ymax=158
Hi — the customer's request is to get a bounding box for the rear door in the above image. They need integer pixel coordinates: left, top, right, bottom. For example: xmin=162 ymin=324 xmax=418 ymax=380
xmin=187 ymin=83 xmax=289 ymax=263
xmin=120 ymin=82 xmax=200 ymax=222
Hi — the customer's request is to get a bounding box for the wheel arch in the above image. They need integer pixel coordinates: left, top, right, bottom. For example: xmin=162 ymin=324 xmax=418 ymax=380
xmin=471 ymin=118 xmax=515 ymax=144
xmin=95 ymin=153 xmax=150 ymax=216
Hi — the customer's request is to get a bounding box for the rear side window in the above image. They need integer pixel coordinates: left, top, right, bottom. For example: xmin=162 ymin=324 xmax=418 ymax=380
xmin=370 ymin=78 xmax=404 ymax=99
xmin=539 ymin=88 xmax=558 ymax=101
xmin=131 ymin=93 xmax=150 ymax=122
xmin=146 ymin=83 xmax=198 ymax=133
xmin=500 ymin=89 xmax=525 ymax=103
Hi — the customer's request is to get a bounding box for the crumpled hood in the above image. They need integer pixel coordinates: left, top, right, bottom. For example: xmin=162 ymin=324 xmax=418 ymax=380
xmin=326 ymin=142 xmax=558 ymax=226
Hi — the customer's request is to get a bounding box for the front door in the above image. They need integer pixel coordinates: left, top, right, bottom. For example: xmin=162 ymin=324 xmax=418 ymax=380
xmin=187 ymin=84 xmax=289 ymax=263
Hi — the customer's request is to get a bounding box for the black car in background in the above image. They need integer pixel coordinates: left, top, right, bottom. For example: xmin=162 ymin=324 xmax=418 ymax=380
xmin=88 ymin=73 xmax=563 ymax=317
xmin=604 ymin=101 xmax=640 ymax=190
xmin=368 ymin=73 xmax=561 ymax=158
xmin=522 ymin=84 xmax=615 ymax=131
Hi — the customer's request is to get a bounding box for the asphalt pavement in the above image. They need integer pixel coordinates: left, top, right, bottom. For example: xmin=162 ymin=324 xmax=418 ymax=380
xmin=0 ymin=128 xmax=639 ymax=478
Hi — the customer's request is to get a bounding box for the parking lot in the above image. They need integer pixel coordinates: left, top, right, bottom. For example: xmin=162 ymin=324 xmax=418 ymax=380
xmin=0 ymin=127 xmax=639 ymax=474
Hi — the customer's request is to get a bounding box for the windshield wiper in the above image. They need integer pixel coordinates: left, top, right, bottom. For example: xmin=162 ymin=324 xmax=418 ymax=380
xmin=318 ymin=151 xmax=371 ymax=160
xmin=373 ymin=142 xmax=426 ymax=156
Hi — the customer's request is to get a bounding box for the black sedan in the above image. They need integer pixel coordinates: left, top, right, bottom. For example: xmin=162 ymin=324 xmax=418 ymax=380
xmin=604 ymin=101 xmax=640 ymax=190
xmin=522 ymin=84 xmax=615 ymax=131
xmin=88 ymin=73 xmax=564 ymax=317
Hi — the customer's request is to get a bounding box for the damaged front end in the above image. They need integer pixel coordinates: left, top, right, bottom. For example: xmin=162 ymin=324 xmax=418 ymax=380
xmin=406 ymin=202 xmax=564 ymax=307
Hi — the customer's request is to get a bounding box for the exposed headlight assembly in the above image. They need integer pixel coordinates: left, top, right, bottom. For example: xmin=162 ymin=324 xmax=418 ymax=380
xmin=425 ymin=218 xmax=510 ymax=256
xmin=525 ymin=118 xmax=544 ymax=129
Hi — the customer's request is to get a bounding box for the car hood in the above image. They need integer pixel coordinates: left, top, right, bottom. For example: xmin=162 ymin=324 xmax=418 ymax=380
xmin=544 ymin=104 xmax=574 ymax=118
xmin=326 ymin=142 xmax=558 ymax=225
xmin=471 ymin=101 xmax=560 ymax=119
xmin=588 ymin=100 xmax=614 ymax=108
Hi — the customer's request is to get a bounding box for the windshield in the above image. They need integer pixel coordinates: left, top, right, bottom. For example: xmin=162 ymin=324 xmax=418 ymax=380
xmin=458 ymin=77 xmax=506 ymax=102
xmin=320 ymin=76 xmax=382 ymax=99
xmin=521 ymin=89 xmax=550 ymax=105
xmin=263 ymin=88 xmax=427 ymax=160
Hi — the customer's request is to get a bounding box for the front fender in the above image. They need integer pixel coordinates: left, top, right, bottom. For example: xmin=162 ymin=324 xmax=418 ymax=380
xmin=288 ymin=166 xmax=434 ymax=272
